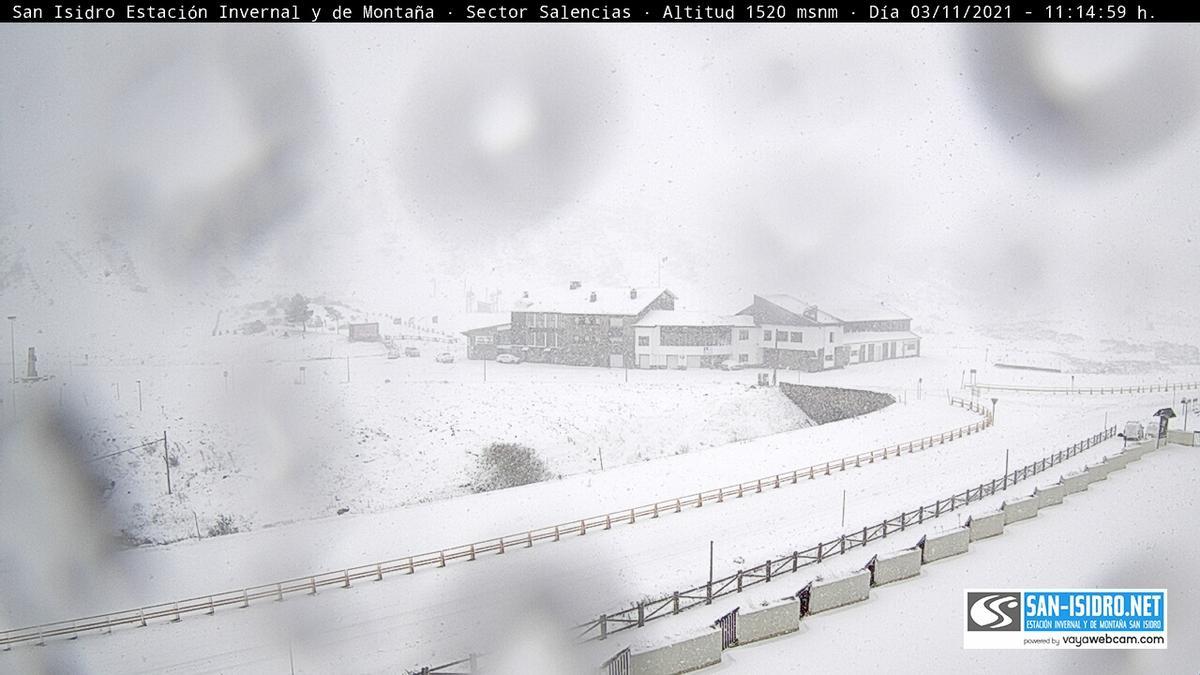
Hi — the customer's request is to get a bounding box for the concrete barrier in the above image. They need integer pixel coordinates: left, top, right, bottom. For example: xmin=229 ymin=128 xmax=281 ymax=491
xmin=868 ymin=548 xmax=922 ymax=586
xmin=735 ymin=600 xmax=800 ymax=645
xmin=1060 ymin=470 xmax=1089 ymax=495
xmin=920 ymin=527 xmax=970 ymax=564
xmin=1167 ymin=430 xmax=1197 ymax=446
xmin=1086 ymin=463 xmax=1111 ymax=483
xmin=1122 ymin=444 xmax=1145 ymax=462
xmin=1003 ymin=495 xmax=1040 ymax=524
xmin=630 ymin=627 xmax=722 ymax=675
xmin=966 ymin=511 xmax=1005 ymax=541
xmin=806 ymin=569 xmax=871 ymax=614
xmin=1034 ymin=484 xmax=1064 ymax=508
xmin=1104 ymin=454 xmax=1129 ymax=472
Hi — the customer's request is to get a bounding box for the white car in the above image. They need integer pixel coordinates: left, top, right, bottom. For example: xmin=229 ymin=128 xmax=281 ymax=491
xmin=496 ymin=353 xmax=522 ymax=364
xmin=717 ymin=359 xmax=745 ymax=371
xmin=435 ymin=352 xmax=455 ymax=363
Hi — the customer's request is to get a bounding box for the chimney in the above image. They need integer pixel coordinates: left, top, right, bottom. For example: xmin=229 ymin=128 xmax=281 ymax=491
xmin=629 ymin=288 xmax=638 ymax=300
xmin=589 ymin=291 xmax=597 ymax=303
xmin=569 ymin=280 xmax=581 ymax=290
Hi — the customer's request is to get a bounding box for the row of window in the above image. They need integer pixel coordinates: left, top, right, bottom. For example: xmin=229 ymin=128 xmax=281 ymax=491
xmin=762 ymin=329 xmax=836 ymax=344
xmin=521 ymin=313 xmax=623 ymax=329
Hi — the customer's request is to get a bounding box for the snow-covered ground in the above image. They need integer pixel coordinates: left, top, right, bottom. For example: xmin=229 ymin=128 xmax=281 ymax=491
xmin=13 ymin=338 xmax=813 ymax=543
xmin=2 ymin=388 xmax=1182 ymax=674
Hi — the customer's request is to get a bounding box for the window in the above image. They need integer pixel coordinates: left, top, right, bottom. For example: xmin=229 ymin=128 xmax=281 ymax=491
xmin=638 ymin=336 xmax=650 ymax=347
xmin=791 ymin=331 xmax=803 ymax=343
xmin=475 ymin=335 xmax=493 ymax=345
xmin=537 ymin=313 xmax=546 ymax=328
xmin=536 ymin=332 xmax=546 ymax=347
xmin=553 ymin=332 xmax=559 ymax=348
xmin=738 ymin=353 xmax=749 ymax=363
xmin=738 ymin=329 xmax=750 ymax=341
xmin=763 ymin=330 xmax=772 ymax=342
xmin=829 ymin=332 xmax=835 ymax=343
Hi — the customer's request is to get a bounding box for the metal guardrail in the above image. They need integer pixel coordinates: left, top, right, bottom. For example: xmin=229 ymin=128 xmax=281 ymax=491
xmin=0 ymin=398 xmax=991 ymax=652
xmin=970 ymin=381 xmax=1200 ymax=396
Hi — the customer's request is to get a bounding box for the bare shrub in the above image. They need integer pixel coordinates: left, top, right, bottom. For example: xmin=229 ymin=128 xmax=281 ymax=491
xmin=470 ymin=443 xmax=551 ymax=493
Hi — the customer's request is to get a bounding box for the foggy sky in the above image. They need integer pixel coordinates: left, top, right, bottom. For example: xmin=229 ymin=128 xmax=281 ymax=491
xmin=2 ymin=24 xmax=1199 ymax=340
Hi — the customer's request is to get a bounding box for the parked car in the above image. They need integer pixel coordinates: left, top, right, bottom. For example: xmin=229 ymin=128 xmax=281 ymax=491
xmin=496 ymin=353 xmax=522 ymax=364
xmin=435 ymin=352 xmax=455 ymax=363
xmin=404 ymin=347 xmax=420 ymax=358
xmin=717 ymin=359 xmax=744 ymax=371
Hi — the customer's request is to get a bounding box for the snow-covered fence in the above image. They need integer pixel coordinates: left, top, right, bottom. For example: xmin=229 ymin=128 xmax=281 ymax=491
xmin=1001 ymin=496 xmax=1039 ymax=524
xmin=734 ymin=600 xmax=800 ymax=645
xmin=919 ymin=527 xmax=970 ymax=563
xmin=803 ymin=569 xmax=871 ymax=614
xmin=970 ymin=380 xmax=1200 ymax=396
xmin=965 ymin=511 xmax=1005 ymax=541
xmin=569 ymin=425 xmax=1118 ymax=645
xmin=866 ymin=548 xmax=922 ymax=585
xmin=1033 ymin=484 xmax=1064 ymax=508
xmin=627 ymin=627 xmax=722 ymax=675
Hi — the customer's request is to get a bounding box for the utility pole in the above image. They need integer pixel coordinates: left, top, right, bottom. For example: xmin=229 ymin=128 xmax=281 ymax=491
xmin=772 ymin=328 xmax=779 ymax=386
xmin=841 ymin=490 xmax=847 ymax=528
xmin=597 ymin=446 xmax=605 ymax=471
xmin=137 ymin=380 xmax=143 ymax=412
xmin=7 ymin=315 xmax=16 ymax=415
xmin=1002 ymin=449 xmax=1010 ymax=491
xmin=163 ymin=430 xmax=172 ymax=495
xmin=707 ymin=540 xmax=714 ymax=605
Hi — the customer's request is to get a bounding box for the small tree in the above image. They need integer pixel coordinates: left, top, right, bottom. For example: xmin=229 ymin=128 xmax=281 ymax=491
xmin=326 ymin=306 xmax=343 ymax=332
xmin=470 ymin=443 xmax=551 ymax=493
xmin=285 ymin=294 xmax=313 ymax=334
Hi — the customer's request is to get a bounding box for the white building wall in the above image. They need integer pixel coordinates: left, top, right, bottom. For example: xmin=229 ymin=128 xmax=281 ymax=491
xmin=759 ymin=324 xmax=843 ymax=370
xmin=634 ymin=325 xmax=761 ymax=368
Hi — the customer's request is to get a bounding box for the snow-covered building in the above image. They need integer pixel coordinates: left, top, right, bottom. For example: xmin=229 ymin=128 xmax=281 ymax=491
xmin=737 ymin=294 xmax=919 ymax=372
xmin=633 ymin=311 xmax=759 ymax=369
xmin=508 ymin=285 xmax=676 ymax=367
xmin=456 ymin=313 xmax=512 ymax=360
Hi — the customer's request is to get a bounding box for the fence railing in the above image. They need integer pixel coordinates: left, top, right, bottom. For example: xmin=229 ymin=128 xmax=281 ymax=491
xmin=0 ymin=398 xmax=991 ymax=651
xmin=568 ymin=424 xmax=1118 ymax=644
xmin=970 ymin=381 xmax=1200 ymax=396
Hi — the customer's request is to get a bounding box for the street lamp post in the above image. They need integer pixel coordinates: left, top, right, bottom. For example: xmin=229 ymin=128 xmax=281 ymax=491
xmin=991 ymin=397 xmax=998 ymax=424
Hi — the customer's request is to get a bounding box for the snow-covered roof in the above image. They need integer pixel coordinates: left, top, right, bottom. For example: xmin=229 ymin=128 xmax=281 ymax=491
xmin=635 ymin=310 xmax=755 ymax=328
xmin=518 ymin=286 xmax=673 ymax=316
xmin=822 ymin=301 xmax=911 ymax=323
xmin=758 ymin=294 xmax=841 ymax=324
xmin=842 ymin=330 xmax=921 ymax=344
xmin=444 ymin=312 xmax=512 ymax=335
